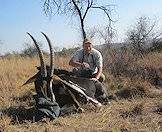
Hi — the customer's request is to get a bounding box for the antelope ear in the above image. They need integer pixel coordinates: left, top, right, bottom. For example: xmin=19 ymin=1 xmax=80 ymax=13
xmin=22 ymin=74 xmax=38 ymax=86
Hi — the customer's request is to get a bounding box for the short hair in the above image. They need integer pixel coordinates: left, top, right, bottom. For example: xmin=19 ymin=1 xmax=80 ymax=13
xmin=83 ymin=38 xmax=92 ymax=44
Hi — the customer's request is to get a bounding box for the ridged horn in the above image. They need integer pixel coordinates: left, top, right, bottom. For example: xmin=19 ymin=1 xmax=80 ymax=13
xmin=27 ymin=32 xmax=47 ymax=77
xmin=41 ymin=32 xmax=54 ymax=77
xmin=22 ymin=74 xmax=37 ymax=86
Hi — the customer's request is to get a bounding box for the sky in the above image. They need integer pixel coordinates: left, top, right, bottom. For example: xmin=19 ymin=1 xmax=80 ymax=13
xmin=0 ymin=0 xmax=162 ymax=54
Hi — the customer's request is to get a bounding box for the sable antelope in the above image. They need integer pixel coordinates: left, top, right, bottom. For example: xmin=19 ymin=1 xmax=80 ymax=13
xmin=24 ymin=33 xmax=109 ymax=120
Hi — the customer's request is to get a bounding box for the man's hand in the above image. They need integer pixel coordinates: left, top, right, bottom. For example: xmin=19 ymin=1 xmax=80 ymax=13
xmin=82 ymin=62 xmax=90 ymax=68
xmin=90 ymin=77 xmax=98 ymax=82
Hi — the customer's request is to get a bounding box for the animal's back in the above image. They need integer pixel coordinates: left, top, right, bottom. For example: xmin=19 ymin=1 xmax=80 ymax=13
xmin=59 ymin=75 xmax=96 ymax=98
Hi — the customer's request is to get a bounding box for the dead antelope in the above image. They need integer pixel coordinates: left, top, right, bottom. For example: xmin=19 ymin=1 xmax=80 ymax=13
xmin=24 ymin=32 xmax=107 ymax=121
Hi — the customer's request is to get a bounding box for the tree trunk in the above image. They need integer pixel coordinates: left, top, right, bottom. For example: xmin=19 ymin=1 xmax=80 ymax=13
xmin=81 ymin=19 xmax=86 ymax=39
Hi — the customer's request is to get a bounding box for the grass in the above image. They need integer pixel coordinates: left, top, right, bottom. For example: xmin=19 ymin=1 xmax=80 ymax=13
xmin=0 ymin=52 xmax=162 ymax=132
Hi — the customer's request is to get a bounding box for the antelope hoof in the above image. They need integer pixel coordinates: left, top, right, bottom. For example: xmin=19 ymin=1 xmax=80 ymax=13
xmin=95 ymin=102 xmax=102 ymax=108
xmin=77 ymin=107 xmax=85 ymax=113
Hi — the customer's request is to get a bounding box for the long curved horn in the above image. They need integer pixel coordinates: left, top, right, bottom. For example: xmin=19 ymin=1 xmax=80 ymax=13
xmin=41 ymin=32 xmax=54 ymax=77
xmin=27 ymin=32 xmax=47 ymax=77
xmin=41 ymin=32 xmax=56 ymax=102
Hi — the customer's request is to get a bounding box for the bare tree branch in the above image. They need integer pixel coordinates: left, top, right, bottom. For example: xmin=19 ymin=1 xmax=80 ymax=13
xmin=42 ymin=0 xmax=116 ymax=39
xmin=82 ymin=0 xmax=93 ymax=20
xmin=126 ymin=16 xmax=162 ymax=57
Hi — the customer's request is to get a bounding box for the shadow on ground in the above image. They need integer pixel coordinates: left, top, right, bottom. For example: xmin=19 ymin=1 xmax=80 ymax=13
xmin=1 ymin=92 xmax=36 ymax=124
xmin=2 ymin=106 xmax=36 ymax=124
xmin=115 ymin=86 xmax=146 ymax=99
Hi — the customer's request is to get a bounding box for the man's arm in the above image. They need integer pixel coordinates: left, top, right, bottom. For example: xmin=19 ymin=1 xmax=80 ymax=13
xmin=96 ymin=67 xmax=103 ymax=79
xmin=69 ymin=59 xmax=83 ymax=68
xmin=92 ymin=67 xmax=102 ymax=80
xmin=69 ymin=59 xmax=90 ymax=69
xmin=69 ymin=49 xmax=84 ymax=68
xmin=92 ymin=50 xmax=103 ymax=80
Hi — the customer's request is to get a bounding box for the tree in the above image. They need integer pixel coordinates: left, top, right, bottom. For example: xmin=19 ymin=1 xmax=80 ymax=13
xmin=42 ymin=0 xmax=115 ymax=40
xmin=126 ymin=16 xmax=162 ymax=57
xmin=85 ymin=25 xmax=116 ymax=50
xmin=21 ymin=42 xmax=45 ymax=57
xmin=96 ymin=25 xmax=116 ymax=46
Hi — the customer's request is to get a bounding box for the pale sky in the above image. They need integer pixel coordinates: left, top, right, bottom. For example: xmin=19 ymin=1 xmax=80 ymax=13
xmin=0 ymin=0 xmax=162 ymax=54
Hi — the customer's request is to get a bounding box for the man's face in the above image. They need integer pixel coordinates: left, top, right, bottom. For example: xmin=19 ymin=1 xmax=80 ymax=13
xmin=83 ymin=42 xmax=92 ymax=54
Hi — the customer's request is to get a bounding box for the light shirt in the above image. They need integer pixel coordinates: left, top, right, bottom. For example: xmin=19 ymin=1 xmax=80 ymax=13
xmin=71 ymin=48 xmax=103 ymax=74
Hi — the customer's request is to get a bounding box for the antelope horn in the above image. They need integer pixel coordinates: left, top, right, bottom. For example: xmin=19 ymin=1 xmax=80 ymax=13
xmin=41 ymin=32 xmax=56 ymax=102
xmin=27 ymin=32 xmax=47 ymax=77
xmin=41 ymin=32 xmax=54 ymax=77
xmin=22 ymin=74 xmax=37 ymax=86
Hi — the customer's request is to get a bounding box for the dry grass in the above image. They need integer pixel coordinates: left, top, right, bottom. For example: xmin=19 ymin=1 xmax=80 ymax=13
xmin=0 ymin=52 xmax=162 ymax=132
xmin=136 ymin=52 xmax=162 ymax=68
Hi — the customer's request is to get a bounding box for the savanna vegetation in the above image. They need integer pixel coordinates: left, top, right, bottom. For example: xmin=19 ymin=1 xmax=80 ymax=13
xmin=0 ymin=1 xmax=162 ymax=130
xmin=0 ymin=38 xmax=162 ymax=131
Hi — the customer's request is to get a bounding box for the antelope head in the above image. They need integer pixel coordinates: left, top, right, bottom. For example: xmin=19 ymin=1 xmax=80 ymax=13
xmin=23 ymin=32 xmax=56 ymax=102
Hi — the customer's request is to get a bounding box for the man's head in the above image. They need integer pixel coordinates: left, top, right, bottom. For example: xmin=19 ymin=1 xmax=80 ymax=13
xmin=83 ymin=38 xmax=92 ymax=54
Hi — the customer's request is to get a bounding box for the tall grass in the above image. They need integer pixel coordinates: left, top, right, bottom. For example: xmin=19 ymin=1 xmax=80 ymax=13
xmin=0 ymin=51 xmax=162 ymax=131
